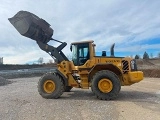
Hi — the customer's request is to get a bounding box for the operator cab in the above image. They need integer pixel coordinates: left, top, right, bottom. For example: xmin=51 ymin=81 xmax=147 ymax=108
xmin=70 ymin=41 xmax=92 ymax=66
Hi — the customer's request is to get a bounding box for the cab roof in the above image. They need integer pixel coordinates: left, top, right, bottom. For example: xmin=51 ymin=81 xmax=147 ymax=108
xmin=71 ymin=40 xmax=94 ymax=45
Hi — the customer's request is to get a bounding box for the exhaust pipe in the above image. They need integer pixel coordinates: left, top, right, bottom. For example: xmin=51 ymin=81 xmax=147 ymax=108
xmin=110 ymin=43 xmax=115 ymax=57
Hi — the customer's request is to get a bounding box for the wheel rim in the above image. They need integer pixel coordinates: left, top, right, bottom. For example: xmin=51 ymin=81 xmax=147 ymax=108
xmin=43 ymin=80 xmax=55 ymax=93
xmin=98 ymin=79 xmax=113 ymax=93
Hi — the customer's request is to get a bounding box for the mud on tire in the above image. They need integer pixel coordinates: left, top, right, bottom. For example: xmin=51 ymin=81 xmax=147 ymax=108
xmin=91 ymin=70 xmax=121 ymax=100
xmin=38 ymin=72 xmax=64 ymax=99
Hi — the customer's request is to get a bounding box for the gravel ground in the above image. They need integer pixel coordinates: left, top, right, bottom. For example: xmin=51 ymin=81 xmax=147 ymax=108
xmin=0 ymin=77 xmax=160 ymax=120
xmin=0 ymin=76 xmax=12 ymax=86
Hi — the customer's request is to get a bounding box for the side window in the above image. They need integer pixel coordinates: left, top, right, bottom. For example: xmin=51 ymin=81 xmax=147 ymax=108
xmin=83 ymin=48 xmax=89 ymax=58
xmin=78 ymin=47 xmax=89 ymax=58
xmin=72 ymin=45 xmax=78 ymax=65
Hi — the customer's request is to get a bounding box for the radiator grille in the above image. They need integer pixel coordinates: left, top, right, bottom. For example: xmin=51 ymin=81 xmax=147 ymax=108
xmin=122 ymin=60 xmax=129 ymax=73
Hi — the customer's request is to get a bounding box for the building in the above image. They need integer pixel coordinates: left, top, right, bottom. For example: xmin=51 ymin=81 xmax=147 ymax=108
xmin=0 ymin=57 xmax=3 ymax=64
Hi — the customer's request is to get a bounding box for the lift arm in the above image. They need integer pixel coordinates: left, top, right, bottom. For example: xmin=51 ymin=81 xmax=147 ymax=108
xmin=8 ymin=10 xmax=69 ymax=63
xmin=36 ymin=40 xmax=69 ymax=63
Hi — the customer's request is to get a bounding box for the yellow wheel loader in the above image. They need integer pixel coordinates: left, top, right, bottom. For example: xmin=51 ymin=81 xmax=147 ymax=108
xmin=9 ymin=11 xmax=143 ymax=100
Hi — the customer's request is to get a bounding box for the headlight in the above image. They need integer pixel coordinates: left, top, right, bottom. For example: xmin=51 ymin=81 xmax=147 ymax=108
xmin=130 ymin=59 xmax=137 ymax=71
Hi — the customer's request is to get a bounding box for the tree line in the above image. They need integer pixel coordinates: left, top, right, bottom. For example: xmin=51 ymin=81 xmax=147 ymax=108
xmin=135 ymin=52 xmax=160 ymax=59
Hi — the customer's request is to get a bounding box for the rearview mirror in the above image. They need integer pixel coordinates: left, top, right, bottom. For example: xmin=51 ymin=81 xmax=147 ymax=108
xmin=70 ymin=45 xmax=72 ymax=51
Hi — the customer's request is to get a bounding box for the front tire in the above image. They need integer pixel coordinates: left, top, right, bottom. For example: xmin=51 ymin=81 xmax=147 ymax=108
xmin=91 ymin=70 xmax=121 ymax=100
xmin=38 ymin=72 xmax=64 ymax=99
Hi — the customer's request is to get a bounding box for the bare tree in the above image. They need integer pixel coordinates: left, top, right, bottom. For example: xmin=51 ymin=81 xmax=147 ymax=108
xmin=48 ymin=59 xmax=53 ymax=64
xmin=38 ymin=57 xmax=43 ymax=64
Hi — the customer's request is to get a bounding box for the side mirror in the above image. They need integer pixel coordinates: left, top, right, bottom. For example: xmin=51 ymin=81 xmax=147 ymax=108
xmin=70 ymin=45 xmax=72 ymax=51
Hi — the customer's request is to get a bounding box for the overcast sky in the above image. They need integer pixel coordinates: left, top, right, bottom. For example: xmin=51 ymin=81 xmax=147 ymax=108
xmin=1 ymin=0 xmax=160 ymax=64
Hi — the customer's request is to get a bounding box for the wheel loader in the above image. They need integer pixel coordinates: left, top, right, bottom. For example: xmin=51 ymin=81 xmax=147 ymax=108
xmin=9 ymin=11 xmax=143 ymax=100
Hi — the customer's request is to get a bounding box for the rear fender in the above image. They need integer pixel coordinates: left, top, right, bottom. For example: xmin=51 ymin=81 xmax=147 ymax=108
xmin=88 ymin=64 xmax=122 ymax=82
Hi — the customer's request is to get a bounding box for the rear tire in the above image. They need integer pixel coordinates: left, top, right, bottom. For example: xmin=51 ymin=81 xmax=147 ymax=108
xmin=91 ymin=70 xmax=121 ymax=100
xmin=38 ymin=72 xmax=64 ymax=99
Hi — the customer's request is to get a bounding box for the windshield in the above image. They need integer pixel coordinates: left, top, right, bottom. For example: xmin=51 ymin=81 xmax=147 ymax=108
xmin=72 ymin=44 xmax=78 ymax=65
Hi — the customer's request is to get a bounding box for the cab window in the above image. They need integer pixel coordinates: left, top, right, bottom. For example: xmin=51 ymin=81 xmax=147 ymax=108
xmin=71 ymin=43 xmax=89 ymax=66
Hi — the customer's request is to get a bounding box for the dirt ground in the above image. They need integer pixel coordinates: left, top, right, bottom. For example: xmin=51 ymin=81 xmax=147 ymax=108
xmin=140 ymin=69 xmax=160 ymax=78
xmin=0 ymin=77 xmax=160 ymax=120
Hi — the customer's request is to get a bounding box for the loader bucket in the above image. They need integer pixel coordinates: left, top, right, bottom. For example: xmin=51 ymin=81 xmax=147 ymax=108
xmin=8 ymin=11 xmax=53 ymax=43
